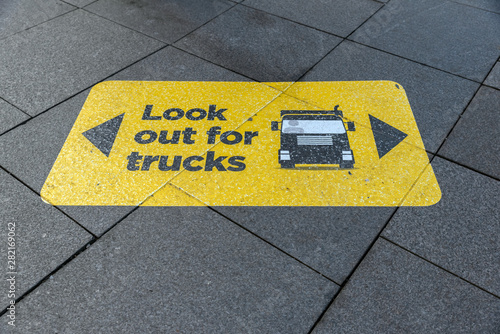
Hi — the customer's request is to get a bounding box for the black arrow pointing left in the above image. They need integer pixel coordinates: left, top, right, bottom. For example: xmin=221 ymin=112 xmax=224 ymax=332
xmin=82 ymin=113 xmax=124 ymax=157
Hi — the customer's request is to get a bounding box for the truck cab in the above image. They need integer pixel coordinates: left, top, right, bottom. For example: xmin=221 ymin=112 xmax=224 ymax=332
xmin=271 ymin=106 xmax=355 ymax=169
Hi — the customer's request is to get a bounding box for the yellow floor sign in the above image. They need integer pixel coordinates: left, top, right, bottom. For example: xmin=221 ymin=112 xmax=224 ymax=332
xmin=41 ymin=81 xmax=441 ymax=206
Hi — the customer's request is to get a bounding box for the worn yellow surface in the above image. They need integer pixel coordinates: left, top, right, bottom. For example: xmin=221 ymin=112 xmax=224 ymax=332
xmin=41 ymin=81 xmax=440 ymax=206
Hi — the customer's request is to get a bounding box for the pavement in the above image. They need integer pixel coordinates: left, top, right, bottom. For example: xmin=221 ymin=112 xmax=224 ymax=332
xmin=0 ymin=0 xmax=499 ymax=332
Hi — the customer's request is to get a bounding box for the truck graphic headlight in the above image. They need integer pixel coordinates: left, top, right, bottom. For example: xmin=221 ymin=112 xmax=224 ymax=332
xmin=280 ymin=150 xmax=291 ymax=160
xmin=342 ymin=150 xmax=353 ymax=161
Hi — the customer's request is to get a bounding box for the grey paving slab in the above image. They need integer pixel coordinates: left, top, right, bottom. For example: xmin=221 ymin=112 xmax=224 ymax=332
xmin=0 ymin=10 xmax=164 ymax=116
xmin=0 ymin=207 xmax=338 ymax=333
xmin=451 ymin=0 xmax=500 ymax=13
xmin=111 ymin=46 xmax=248 ymax=81
xmin=0 ymin=0 xmax=74 ymax=40
xmin=484 ymin=62 xmax=500 ymax=90
xmin=0 ymin=99 xmax=29 ymax=135
xmin=313 ymin=239 xmax=500 ymax=334
xmin=383 ymin=157 xmax=500 ymax=296
xmin=175 ymin=5 xmax=341 ymax=81
xmin=0 ymin=92 xmax=134 ymax=235
xmin=244 ymin=0 xmax=381 ymax=37
xmin=350 ymin=0 xmax=500 ymax=82
xmin=86 ymin=0 xmax=234 ymax=44
xmin=0 ymin=168 xmax=92 ymax=310
xmin=439 ymin=86 xmax=500 ymax=179
xmin=301 ymin=40 xmax=479 ymax=153
xmin=215 ymin=207 xmax=394 ymax=283
xmin=62 ymin=0 xmax=97 ymax=7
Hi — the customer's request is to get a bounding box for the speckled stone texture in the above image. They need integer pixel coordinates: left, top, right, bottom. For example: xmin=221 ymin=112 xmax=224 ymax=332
xmin=350 ymin=0 xmax=500 ymax=81
xmin=175 ymin=5 xmax=341 ymax=81
xmin=484 ymin=62 xmax=500 ymax=90
xmin=0 ymin=10 xmax=164 ymax=116
xmin=313 ymin=239 xmax=500 ymax=334
xmin=439 ymin=86 xmax=500 ymax=179
xmin=0 ymin=99 xmax=29 ymax=135
xmin=0 ymin=0 xmax=74 ymax=40
xmin=0 ymin=169 xmax=92 ymax=310
xmin=215 ymin=206 xmax=394 ymax=284
xmin=0 ymin=207 xmax=338 ymax=333
xmin=384 ymin=157 xmax=500 ymax=296
xmin=86 ymin=0 xmax=234 ymax=43
xmin=243 ymin=0 xmax=382 ymax=37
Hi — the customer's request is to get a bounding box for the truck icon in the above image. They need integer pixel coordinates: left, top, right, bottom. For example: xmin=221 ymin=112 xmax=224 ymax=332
xmin=271 ymin=106 xmax=356 ymax=169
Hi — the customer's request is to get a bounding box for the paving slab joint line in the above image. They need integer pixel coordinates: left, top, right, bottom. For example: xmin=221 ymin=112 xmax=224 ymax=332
xmin=160 ymin=180 xmax=340 ymax=284
xmin=80 ymin=8 xmax=168 ymax=45
xmin=344 ymin=3 xmax=386 ymax=41
xmin=448 ymin=0 xmax=500 ymax=15
xmin=434 ymin=54 xmax=500 ymax=157
xmin=80 ymin=0 xmax=238 ymax=46
xmin=344 ymin=39 xmax=483 ymax=84
xmin=0 ymin=165 xmax=98 ymax=238
xmin=307 ymin=207 xmax=401 ymax=333
xmin=380 ymin=236 xmax=500 ymax=299
xmin=0 ymin=44 xmax=170 ymax=138
xmin=287 ymin=3 xmax=385 ymax=86
xmin=0 ymin=109 xmax=32 ymax=137
xmin=0 ymin=238 xmax=96 ymax=318
xmin=0 ymin=203 xmax=145 ymax=318
xmin=170 ymin=45 xmax=260 ymax=82
xmin=0 ymin=6 xmax=79 ymax=43
xmin=483 ymin=82 xmax=500 ymax=91
xmin=61 ymin=0 xmax=98 ymax=8
xmin=306 ymin=156 xmax=431 ymax=332
xmin=434 ymin=154 xmax=500 ymax=182
xmin=238 ymin=3 xmax=346 ymax=39
xmin=207 ymin=206 xmax=340 ymax=285
xmin=0 ymin=96 xmax=31 ymax=118
xmin=170 ymin=1 xmax=239 ymax=45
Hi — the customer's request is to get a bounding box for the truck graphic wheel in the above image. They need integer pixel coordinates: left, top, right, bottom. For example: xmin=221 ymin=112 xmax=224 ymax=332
xmin=280 ymin=161 xmax=295 ymax=169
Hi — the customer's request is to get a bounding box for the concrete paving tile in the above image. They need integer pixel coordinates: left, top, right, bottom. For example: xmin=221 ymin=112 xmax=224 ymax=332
xmin=0 ymin=207 xmax=338 ymax=333
xmin=214 ymin=207 xmax=395 ymax=283
xmin=110 ymin=46 xmax=249 ymax=81
xmin=86 ymin=0 xmax=234 ymax=43
xmin=350 ymin=0 xmax=500 ymax=82
xmin=312 ymin=239 xmax=500 ymax=334
xmin=439 ymin=86 xmax=500 ymax=179
xmin=0 ymin=10 xmax=164 ymax=116
xmin=0 ymin=92 xmax=134 ymax=235
xmin=244 ymin=0 xmax=381 ymax=37
xmin=175 ymin=5 xmax=341 ymax=81
xmin=301 ymin=40 xmax=479 ymax=153
xmin=484 ymin=62 xmax=500 ymax=90
xmin=0 ymin=169 xmax=92 ymax=310
xmin=451 ymin=0 xmax=500 ymax=13
xmin=0 ymin=99 xmax=29 ymax=135
xmin=0 ymin=0 xmax=74 ymax=40
xmin=383 ymin=157 xmax=500 ymax=296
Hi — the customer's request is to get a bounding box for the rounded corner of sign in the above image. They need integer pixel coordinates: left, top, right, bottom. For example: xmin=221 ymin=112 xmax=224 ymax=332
xmin=40 ymin=189 xmax=55 ymax=206
xmin=380 ymin=80 xmax=406 ymax=91
xmin=404 ymin=184 xmax=442 ymax=207
xmin=89 ymin=81 xmax=123 ymax=92
xmin=426 ymin=186 xmax=442 ymax=207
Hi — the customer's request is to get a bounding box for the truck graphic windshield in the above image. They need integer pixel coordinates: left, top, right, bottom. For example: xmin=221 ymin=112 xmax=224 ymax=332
xmin=282 ymin=120 xmax=346 ymax=134
xmin=271 ymin=106 xmax=356 ymax=169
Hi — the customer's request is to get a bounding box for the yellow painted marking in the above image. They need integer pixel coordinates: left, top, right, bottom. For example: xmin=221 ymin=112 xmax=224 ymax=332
xmin=41 ymin=81 xmax=440 ymax=206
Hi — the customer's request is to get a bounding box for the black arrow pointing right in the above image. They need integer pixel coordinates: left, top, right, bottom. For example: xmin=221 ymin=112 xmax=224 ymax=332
xmin=369 ymin=114 xmax=408 ymax=159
